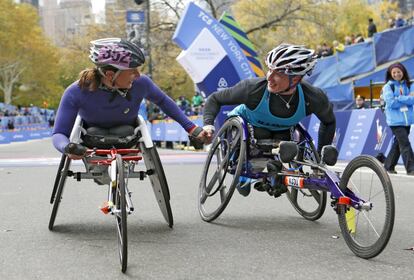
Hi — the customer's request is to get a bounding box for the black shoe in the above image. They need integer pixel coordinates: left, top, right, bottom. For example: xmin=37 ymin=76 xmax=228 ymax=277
xmin=407 ymin=171 xmax=414 ymax=176
xmin=387 ymin=169 xmax=397 ymax=174
xmin=272 ymin=184 xmax=288 ymax=198
xmin=253 ymin=181 xmax=270 ymax=192
xmin=236 ymin=178 xmax=251 ymax=197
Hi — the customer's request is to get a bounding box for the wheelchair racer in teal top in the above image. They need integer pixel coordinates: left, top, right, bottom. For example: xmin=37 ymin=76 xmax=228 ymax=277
xmin=202 ymin=43 xmax=336 ymax=196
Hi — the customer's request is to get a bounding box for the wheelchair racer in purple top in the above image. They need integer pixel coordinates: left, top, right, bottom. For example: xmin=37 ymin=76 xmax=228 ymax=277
xmin=202 ymin=44 xmax=336 ymax=196
xmin=52 ymin=38 xmax=209 ymax=160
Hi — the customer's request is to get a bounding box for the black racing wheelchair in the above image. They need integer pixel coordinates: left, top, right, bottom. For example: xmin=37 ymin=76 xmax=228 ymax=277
xmin=198 ymin=116 xmax=395 ymax=259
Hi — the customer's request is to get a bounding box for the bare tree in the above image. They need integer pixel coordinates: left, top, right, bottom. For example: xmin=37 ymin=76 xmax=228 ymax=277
xmin=0 ymin=62 xmax=25 ymax=105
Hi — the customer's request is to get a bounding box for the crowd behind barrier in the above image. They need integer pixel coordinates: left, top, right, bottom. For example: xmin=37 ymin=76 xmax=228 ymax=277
xmin=305 ymin=25 xmax=414 ymax=107
xmin=2 ymin=107 xmax=413 ymax=165
xmin=0 ymin=102 xmax=54 ymax=144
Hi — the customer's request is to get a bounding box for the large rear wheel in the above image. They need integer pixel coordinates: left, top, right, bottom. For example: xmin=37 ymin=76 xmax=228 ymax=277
xmin=48 ymin=156 xmax=71 ymax=230
xmin=141 ymin=144 xmax=173 ymax=227
xmin=286 ymin=126 xmax=327 ymax=221
xmin=198 ymin=117 xmax=246 ymax=222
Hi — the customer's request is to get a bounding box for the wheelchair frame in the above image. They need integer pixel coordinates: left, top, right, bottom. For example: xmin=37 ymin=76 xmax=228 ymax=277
xmin=199 ymin=116 xmax=395 ymax=259
xmin=48 ymin=115 xmax=173 ymax=273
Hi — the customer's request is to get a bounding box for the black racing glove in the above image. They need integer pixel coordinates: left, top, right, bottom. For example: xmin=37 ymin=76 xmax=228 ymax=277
xmin=64 ymin=143 xmax=87 ymax=156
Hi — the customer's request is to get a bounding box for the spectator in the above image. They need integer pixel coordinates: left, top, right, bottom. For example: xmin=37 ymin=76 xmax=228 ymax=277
xmin=48 ymin=115 xmax=55 ymax=127
xmin=315 ymin=44 xmax=323 ymax=58
xmin=382 ymin=63 xmax=414 ymax=175
xmin=367 ymin=18 xmax=377 ymax=37
xmin=354 ymin=95 xmax=367 ymax=109
xmin=354 ymin=34 xmax=365 ymax=44
xmin=388 ymin=18 xmax=396 ymax=29
xmin=7 ymin=119 xmax=15 ymax=130
xmin=191 ymin=92 xmax=204 ymax=115
xmin=176 ymin=95 xmax=190 ymax=112
xmin=332 ymin=40 xmax=345 ymax=53
xmin=344 ymin=36 xmax=353 ymax=46
xmin=320 ymin=43 xmax=333 ymax=57
xmin=395 ymin=14 xmax=406 ymax=28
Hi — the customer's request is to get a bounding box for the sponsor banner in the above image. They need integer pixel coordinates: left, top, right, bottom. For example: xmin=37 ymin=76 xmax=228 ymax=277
xmin=176 ymin=28 xmax=227 ymax=84
xmin=332 ymin=111 xmax=352 ymax=152
xmin=164 ymin=120 xmax=182 ymax=142
xmin=151 ymin=121 xmax=165 ymax=141
xmin=306 ymin=115 xmax=320 ymax=148
xmin=339 ymin=109 xmax=377 ymax=160
xmin=0 ymin=132 xmax=11 ymax=144
xmin=362 ymin=110 xmax=393 ymax=156
xmin=173 ymin=2 xmax=254 ymax=81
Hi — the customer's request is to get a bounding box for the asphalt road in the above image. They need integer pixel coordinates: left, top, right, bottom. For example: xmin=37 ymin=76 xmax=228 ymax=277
xmin=1 ymin=139 xmax=413 ymax=280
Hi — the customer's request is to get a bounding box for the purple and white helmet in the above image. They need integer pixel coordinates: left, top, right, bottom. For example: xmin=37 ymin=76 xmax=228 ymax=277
xmin=89 ymin=38 xmax=145 ymax=70
xmin=265 ymin=44 xmax=316 ymax=76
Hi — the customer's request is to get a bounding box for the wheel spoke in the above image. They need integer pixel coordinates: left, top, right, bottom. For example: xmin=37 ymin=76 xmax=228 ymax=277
xmin=360 ymin=210 xmax=381 ymax=237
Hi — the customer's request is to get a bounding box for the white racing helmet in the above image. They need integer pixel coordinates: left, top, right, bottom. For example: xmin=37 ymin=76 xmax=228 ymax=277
xmin=265 ymin=44 xmax=317 ymax=76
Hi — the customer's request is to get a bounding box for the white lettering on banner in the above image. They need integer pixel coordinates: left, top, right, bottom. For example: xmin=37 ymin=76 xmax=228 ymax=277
xmin=211 ymin=24 xmax=229 ymax=41
xmin=198 ymin=11 xmax=213 ymax=25
xmin=228 ymin=40 xmax=243 ymax=62
xmin=241 ymin=63 xmax=254 ymax=78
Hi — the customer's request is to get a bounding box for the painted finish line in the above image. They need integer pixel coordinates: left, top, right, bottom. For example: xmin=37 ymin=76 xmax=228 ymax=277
xmin=0 ymin=153 xmax=208 ymax=167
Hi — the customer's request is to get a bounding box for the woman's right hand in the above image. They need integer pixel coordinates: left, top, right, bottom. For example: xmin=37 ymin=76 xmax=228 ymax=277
xmin=64 ymin=143 xmax=87 ymax=160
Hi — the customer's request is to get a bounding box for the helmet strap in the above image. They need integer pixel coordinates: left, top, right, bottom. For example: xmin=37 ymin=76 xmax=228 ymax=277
xmin=97 ymin=68 xmax=130 ymax=99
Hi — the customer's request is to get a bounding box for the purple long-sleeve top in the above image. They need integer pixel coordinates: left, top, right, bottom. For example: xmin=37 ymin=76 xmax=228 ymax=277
xmin=52 ymin=75 xmax=196 ymax=153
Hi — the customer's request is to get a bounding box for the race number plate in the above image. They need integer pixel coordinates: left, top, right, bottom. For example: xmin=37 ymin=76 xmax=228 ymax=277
xmin=284 ymin=176 xmax=304 ymax=188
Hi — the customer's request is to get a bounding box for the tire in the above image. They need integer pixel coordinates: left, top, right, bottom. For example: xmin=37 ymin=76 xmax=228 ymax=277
xmin=286 ymin=126 xmax=327 ymax=221
xmin=141 ymin=145 xmax=173 ymax=227
xmin=337 ymin=155 xmax=395 ymax=259
xmin=198 ymin=117 xmax=246 ymax=222
xmin=115 ymin=155 xmax=128 ymax=273
xmin=48 ymin=156 xmax=71 ymax=230
xmin=50 ymin=154 xmax=66 ymax=204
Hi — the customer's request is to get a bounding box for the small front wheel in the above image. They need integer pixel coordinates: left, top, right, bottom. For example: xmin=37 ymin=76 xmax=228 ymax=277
xmin=114 ymin=154 xmax=128 ymax=272
xmin=337 ymin=155 xmax=395 ymax=259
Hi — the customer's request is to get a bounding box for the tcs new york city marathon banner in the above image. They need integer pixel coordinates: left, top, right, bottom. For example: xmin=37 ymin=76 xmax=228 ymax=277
xmin=172 ymin=2 xmax=257 ymax=125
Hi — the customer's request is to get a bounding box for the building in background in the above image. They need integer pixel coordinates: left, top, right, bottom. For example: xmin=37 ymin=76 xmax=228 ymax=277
xmin=20 ymin=0 xmax=39 ymax=8
xmin=39 ymin=0 xmax=94 ymax=46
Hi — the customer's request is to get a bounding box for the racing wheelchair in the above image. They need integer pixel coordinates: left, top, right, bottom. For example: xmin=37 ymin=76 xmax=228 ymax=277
xmin=198 ymin=116 xmax=395 ymax=259
xmin=48 ymin=116 xmax=172 ymax=273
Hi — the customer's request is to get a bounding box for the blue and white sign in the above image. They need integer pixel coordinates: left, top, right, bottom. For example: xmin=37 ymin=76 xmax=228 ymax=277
xmin=126 ymin=11 xmax=145 ymax=24
xmin=339 ymin=109 xmax=377 ymax=160
xmin=173 ymin=2 xmax=255 ymax=125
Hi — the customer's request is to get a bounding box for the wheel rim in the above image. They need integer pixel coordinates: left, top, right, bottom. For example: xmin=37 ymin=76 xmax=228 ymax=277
xmin=340 ymin=165 xmax=393 ymax=249
xmin=115 ymin=155 xmax=127 ymax=272
xmin=286 ymin=131 xmax=326 ymax=220
xmin=198 ymin=119 xmax=245 ymax=221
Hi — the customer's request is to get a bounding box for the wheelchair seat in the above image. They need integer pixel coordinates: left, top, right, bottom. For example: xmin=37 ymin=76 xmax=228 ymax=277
xmin=81 ymin=125 xmax=142 ymax=149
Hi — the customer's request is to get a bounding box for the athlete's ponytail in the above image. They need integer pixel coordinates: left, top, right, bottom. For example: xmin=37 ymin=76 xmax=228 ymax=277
xmin=78 ymin=68 xmax=101 ymax=91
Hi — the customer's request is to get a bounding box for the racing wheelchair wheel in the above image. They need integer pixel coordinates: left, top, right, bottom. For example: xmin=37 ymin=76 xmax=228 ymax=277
xmin=286 ymin=126 xmax=327 ymax=221
xmin=114 ymin=154 xmax=128 ymax=273
xmin=337 ymin=155 xmax=395 ymax=259
xmin=141 ymin=144 xmax=173 ymax=228
xmin=48 ymin=155 xmax=71 ymax=230
xmin=198 ymin=117 xmax=246 ymax=222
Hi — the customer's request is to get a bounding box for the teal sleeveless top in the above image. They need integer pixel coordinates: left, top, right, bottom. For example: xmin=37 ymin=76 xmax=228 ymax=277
xmin=228 ymin=84 xmax=306 ymax=131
